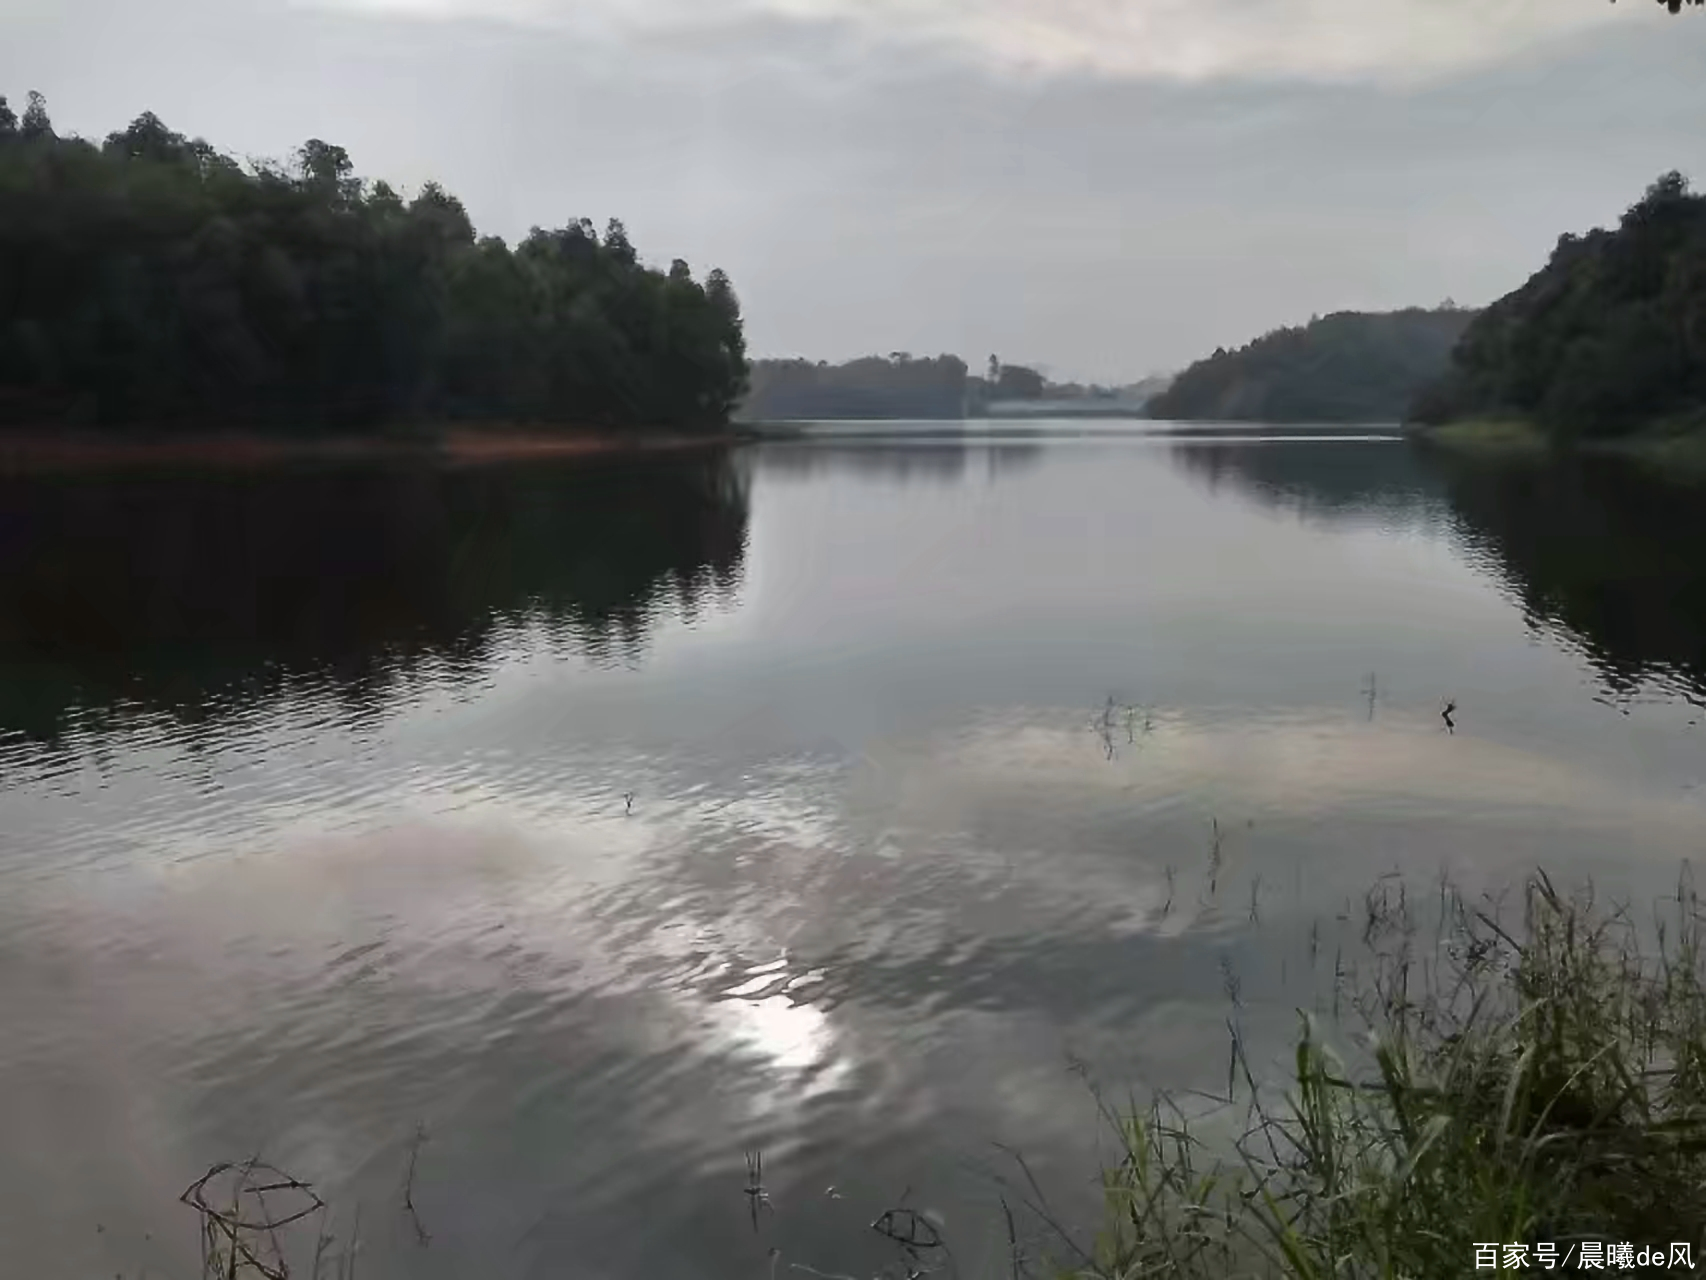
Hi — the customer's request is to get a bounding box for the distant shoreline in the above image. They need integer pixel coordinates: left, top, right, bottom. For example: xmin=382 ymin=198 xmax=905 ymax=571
xmin=0 ymin=426 xmax=751 ymax=473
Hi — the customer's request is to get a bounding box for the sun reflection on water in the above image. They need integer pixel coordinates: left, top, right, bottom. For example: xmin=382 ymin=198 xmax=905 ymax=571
xmin=709 ymin=958 xmax=850 ymax=1090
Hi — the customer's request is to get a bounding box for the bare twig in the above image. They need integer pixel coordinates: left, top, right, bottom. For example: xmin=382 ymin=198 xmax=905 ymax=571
xmin=744 ymin=1149 xmax=773 ymax=1232
xmin=401 ymin=1122 xmax=430 ymax=1247
xmin=1000 ymin=1196 xmax=1022 ymax=1280
xmin=181 ymin=1158 xmax=324 ymax=1280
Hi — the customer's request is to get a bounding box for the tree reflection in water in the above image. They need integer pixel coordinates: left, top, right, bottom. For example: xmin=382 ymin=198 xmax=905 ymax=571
xmin=0 ymin=453 xmax=749 ymax=741
xmin=1168 ymin=436 xmax=1706 ymax=706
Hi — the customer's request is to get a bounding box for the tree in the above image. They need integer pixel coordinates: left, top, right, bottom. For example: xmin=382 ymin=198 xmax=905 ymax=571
xmin=995 ymin=363 xmax=1046 ymax=400
xmin=19 ymin=90 xmax=52 ymax=141
xmin=366 ymin=179 xmax=405 ymax=216
xmin=603 ymin=218 xmax=637 ymax=268
xmin=409 ymin=181 xmax=474 ymax=246
xmin=1411 ymin=171 xmax=1706 ymax=439
xmin=0 ymin=96 xmax=16 ymax=139
xmin=705 ymin=268 xmax=738 ymax=317
xmin=104 ymin=111 xmax=188 ymax=163
xmin=0 ymin=89 xmax=750 ymax=436
xmin=296 ymin=138 xmax=360 ymax=206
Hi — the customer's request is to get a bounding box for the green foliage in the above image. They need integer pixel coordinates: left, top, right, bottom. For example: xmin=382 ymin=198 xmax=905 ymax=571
xmin=1413 ymin=172 xmax=1706 ymax=441
xmin=1146 ymin=308 xmax=1475 ymax=424
xmin=18 ymin=90 xmax=52 ymax=142
xmin=1049 ymin=873 xmax=1706 ymax=1279
xmin=0 ymin=92 xmax=749 ymax=433
xmin=741 ymin=352 xmax=969 ymax=420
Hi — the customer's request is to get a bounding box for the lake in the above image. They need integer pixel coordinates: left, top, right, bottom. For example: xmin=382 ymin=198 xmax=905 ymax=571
xmin=2 ymin=424 xmax=1703 ymax=1279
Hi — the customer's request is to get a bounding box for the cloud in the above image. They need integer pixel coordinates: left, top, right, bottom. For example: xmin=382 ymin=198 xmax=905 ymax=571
xmin=302 ymin=0 xmax=1634 ymax=83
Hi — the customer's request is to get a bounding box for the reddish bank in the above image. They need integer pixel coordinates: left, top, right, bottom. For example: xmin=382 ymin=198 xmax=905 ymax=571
xmin=0 ymin=427 xmax=746 ymax=472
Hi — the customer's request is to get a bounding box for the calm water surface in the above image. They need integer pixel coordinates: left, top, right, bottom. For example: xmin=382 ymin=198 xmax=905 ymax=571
xmin=2 ymin=425 xmax=1703 ymax=1278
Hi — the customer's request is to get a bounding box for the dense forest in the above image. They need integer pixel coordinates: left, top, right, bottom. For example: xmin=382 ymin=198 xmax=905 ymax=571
xmin=1410 ymin=172 xmax=1706 ymax=441
xmin=0 ymin=92 xmax=748 ymax=433
xmin=1144 ymin=307 xmax=1475 ymax=424
xmin=740 ymin=354 xmax=969 ymax=420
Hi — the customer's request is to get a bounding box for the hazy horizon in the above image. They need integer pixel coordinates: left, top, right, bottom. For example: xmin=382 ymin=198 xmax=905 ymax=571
xmin=4 ymin=0 xmax=1701 ymax=383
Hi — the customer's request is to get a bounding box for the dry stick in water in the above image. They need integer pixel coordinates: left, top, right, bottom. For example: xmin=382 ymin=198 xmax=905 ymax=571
xmin=401 ymin=1122 xmax=430 ymax=1247
xmin=181 ymin=1158 xmax=324 ymax=1280
xmin=744 ymin=1149 xmax=772 ymax=1232
xmin=1000 ymin=1196 xmax=1022 ymax=1280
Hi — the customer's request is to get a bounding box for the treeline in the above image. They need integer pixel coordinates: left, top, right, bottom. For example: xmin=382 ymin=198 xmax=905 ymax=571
xmin=965 ymin=358 xmax=1054 ymax=413
xmin=1411 ymin=172 xmax=1706 ymax=440
xmin=739 ymin=352 xmax=1157 ymax=422
xmin=0 ymin=92 xmax=748 ymax=433
xmin=1145 ymin=307 xmax=1475 ymax=424
xmin=741 ymin=353 xmax=968 ymax=420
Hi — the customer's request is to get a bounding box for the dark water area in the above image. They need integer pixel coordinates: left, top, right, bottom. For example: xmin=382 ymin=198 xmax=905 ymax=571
xmin=0 ymin=457 xmax=748 ymax=744
xmin=2 ymin=428 xmax=1703 ymax=1279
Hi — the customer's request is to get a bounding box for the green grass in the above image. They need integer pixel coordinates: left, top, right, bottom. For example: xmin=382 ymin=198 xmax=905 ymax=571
xmin=1410 ymin=413 xmax=1706 ymax=484
xmin=1407 ymin=419 xmax=1552 ymax=457
xmin=1044 ymin=872 xmax=1706 ymax=1279
xmin=1585 ymin=415 xmax=1706 ymax=480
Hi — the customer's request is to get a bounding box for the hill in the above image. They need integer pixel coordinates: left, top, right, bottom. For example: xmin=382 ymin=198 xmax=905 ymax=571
xmin=1145 ymin=307 xmax=1475 ymax=424
xmin=1411 ymin=172 xmax=1706 ymax=442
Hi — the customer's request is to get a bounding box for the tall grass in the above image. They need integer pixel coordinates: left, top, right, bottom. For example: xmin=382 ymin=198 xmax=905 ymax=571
xmin=1055 ymin=871 xmax=1706 ymax=1279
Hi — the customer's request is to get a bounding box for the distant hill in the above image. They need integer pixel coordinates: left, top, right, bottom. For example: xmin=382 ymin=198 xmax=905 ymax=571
xmin=1122 ymin=373 xmax=1176 ymax=406
xmin=1411 ymin=172 xmax=1706 ymax=440
xmin=739 ymin=354 xmax=968 ymax=421
xmin=1145 ymin=308 xmax=1475 ymax=424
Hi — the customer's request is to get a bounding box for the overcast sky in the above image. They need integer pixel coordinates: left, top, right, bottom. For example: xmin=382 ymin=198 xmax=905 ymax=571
xmin=2 ymin=0 xmax=1702 ymax=380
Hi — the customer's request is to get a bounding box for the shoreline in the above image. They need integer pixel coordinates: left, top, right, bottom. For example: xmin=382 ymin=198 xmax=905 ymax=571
xmin=1408 ymin=417 xmax=1706 ymax=477
xmin=0 ymin=426 xmax=752 ymax=473
xmin=1405 ymin=418 xmax=1552 ymax=457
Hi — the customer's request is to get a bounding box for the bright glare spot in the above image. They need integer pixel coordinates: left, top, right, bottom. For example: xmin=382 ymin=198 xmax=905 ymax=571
xmin=723 ymin=993 xmax=837 ymax=1073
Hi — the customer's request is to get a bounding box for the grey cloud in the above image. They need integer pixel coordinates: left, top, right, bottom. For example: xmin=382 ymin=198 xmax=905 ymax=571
xmin=307 ymin=0 xmax=1634 ymax=85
